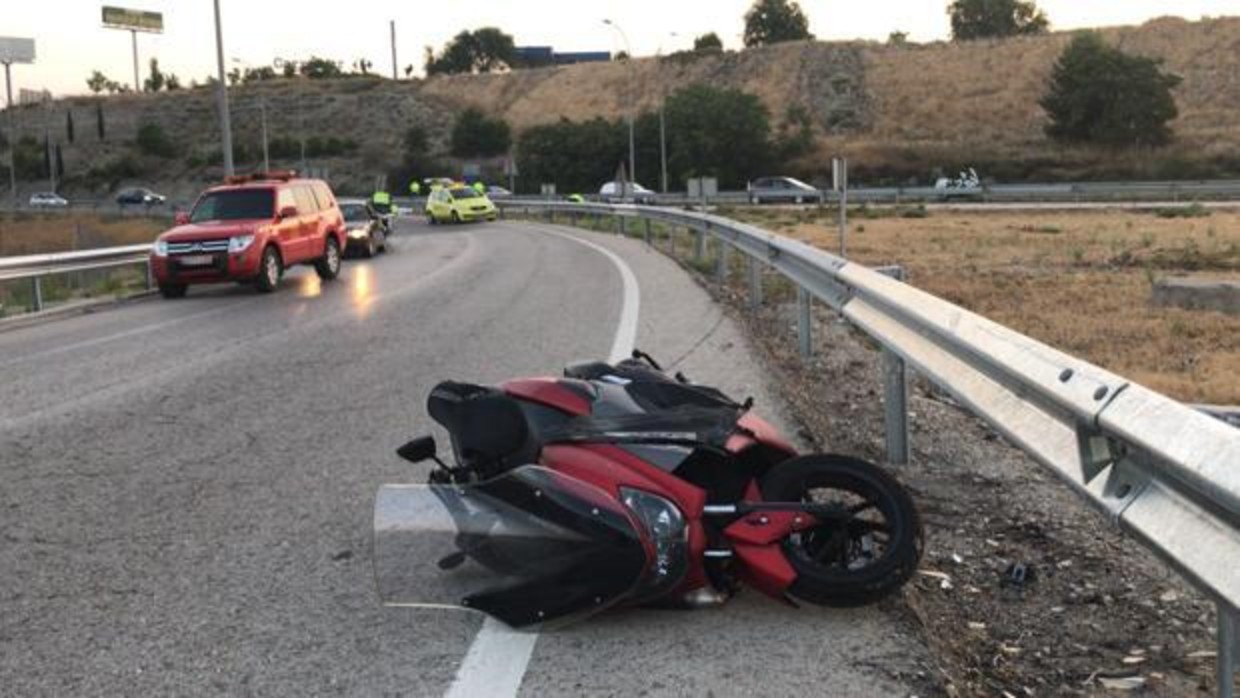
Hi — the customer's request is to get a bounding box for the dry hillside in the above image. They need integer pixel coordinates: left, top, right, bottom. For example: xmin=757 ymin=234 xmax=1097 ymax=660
xmin=4 ymin=16 xmax=1238 ymax=196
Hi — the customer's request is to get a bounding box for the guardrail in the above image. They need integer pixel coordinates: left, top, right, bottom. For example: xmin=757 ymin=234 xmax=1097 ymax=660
xmin=0 ymin=245 xmax=152 ymax=312
xmin=498 ymin=200 xmax=1240 ymax=697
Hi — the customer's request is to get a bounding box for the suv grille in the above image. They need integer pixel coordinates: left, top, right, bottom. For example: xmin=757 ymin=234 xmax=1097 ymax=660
xmin=167 ymin=240 xmax=230 ymax=254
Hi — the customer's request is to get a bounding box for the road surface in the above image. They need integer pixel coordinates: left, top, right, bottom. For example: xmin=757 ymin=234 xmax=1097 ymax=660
xmin=0 ymin=218 xmax=929 ymax=696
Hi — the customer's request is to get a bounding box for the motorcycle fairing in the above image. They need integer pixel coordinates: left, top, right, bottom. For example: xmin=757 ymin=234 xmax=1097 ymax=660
xmin=374 ymin=466 xmax=649 ymax=629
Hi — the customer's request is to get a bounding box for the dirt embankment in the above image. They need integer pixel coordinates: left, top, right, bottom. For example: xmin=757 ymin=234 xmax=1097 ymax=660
xmin=5 ymin=15 xmax=1239 ymax=196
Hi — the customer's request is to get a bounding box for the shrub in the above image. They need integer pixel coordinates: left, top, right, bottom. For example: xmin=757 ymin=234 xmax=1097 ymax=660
xmin=135 ymin=122 xmax=177 ymax=158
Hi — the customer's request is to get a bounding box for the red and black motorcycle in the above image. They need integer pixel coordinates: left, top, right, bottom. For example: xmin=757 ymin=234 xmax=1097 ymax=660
xmin=374 ymin=351 xmax=922 ymax=628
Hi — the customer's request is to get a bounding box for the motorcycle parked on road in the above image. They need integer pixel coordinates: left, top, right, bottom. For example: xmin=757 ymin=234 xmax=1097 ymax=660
xmin=375 ymin=351 xmax=922 ymax=628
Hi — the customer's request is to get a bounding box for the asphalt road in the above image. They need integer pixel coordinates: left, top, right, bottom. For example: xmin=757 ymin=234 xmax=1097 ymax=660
xmin=0 ymin=218 xmax=929 ymax=696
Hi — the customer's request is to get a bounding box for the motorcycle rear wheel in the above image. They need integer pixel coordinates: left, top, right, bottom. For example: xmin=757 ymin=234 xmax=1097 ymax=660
xmin=761 ymin=454 xmax=922 ymax=607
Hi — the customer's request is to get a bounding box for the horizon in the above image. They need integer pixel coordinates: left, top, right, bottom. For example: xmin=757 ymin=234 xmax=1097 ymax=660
xmin=1 ymin=1 xmax=1237 ymax=99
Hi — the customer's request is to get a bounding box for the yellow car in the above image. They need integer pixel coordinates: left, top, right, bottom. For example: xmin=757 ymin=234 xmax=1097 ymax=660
xmin=425 ymin=186 xmax=497 ymax=224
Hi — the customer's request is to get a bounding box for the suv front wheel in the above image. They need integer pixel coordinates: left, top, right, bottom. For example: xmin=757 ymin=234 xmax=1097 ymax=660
xmin=255 ymin=245 xmax=283 ymax=293
xmin=315 ymin=236 xmax=342 ymax=280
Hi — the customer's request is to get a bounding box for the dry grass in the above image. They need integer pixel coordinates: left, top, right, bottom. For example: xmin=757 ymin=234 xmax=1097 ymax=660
xmin=0 ymin=213 xmax=166 ymax=256
xmin=726 ymin=205 xmax=1240 ymax=405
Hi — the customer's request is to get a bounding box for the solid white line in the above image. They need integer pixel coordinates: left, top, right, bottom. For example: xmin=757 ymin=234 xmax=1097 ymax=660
xmin=440 ymin=224 xmax=641 ymax=698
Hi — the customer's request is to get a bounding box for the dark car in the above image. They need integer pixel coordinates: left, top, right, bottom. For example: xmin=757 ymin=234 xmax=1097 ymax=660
xmin=747 ymin=177 xmax=823 ymax=204
xmin=117 ymin=187 xmax=167 ymax=207
xmin=339 ymin=198 xmax=388 ymax=258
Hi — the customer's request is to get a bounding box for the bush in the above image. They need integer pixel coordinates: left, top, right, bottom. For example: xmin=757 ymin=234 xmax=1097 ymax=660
xmin=451 ymin=108 xmax=511 ymax=158
xmin=1041 ymin=33 xmax=1181 ymax=147
xmin=743 ymin=0 xmax=813 ymax=47
xmin=1155 ymin=203 xmax=1210 ymax=219
xmin=136 ymin=122 xmax=177 ymax=158
xmin=948 ymin=0 xmax=1048 ymax=40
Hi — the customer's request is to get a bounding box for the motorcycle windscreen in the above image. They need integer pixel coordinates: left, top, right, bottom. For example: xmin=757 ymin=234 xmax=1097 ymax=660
xmin=374 ymin=465 xmax=650 ymax=629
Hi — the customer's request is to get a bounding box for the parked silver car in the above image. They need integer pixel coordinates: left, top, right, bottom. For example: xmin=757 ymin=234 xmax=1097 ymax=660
xmin=747 ymin=176 xmax=824 ymax=204
xmin=29 ymin=191 xmax=68 ymax=208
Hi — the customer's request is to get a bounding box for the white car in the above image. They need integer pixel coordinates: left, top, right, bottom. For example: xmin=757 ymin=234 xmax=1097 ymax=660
xmin=599 ymin=181 xmax=656 ymax=204
xmin=934 ymin=168 xmax=983 ymax=200
xmin=29 ymin=192 xmax=68 ymax=208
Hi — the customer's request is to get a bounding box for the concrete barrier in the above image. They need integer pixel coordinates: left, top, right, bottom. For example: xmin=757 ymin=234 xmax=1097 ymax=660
xmin=1151 ymin=277 xmax=1240 ymax=315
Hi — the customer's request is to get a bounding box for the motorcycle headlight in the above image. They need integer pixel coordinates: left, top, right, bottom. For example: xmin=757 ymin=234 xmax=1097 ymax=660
xmin=620 ymin=488 xmax=688 ymax=598
xmin=228 ymin=234 xmax=255 ymax=253
xmin=153 ymin=240 xmax=168 ymax=257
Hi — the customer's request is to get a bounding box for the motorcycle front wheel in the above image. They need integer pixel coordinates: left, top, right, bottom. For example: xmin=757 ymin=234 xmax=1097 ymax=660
xmin=761 ymin=454 xmax=922 ymax=607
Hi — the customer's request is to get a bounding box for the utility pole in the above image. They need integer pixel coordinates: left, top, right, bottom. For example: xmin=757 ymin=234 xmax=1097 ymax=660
xmin=659 ymin=104 xmax=667 ymax=194
xmin=4 ymin=62 xmax=15 ymax=208
xmin=130 ymin=29 xmax=140 ymax=91
xmin=260 ymin=97 xmax=269 ymax=172
xmin=603 ymin=19 xmax=636 ymax=200
xmin=212 ymin=0 xmax=234 ymax=176
xmin=390 ymin=20 xmax=398 ymax=80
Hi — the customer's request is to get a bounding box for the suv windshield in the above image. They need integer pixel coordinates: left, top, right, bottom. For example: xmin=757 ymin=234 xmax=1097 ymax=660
xmin=191 ymin=189 xmax=275 ymax=223
xmin=450 ymin=188 xmax=481 ymax=200
xmin=340 ymin=203 xmax=370 ymax=222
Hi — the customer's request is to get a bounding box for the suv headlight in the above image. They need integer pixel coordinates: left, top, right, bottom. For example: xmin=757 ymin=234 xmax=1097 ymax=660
xmin=228 ymin=234 xmax=255 ymax=253
xmin=153 ymin=240 xmax=168 ymax=257
xmin=620 ymin=488 xmax=688 ymax=599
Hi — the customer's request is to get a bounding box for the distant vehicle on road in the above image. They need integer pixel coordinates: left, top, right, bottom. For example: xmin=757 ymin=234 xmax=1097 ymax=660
xmin=486 ymin=185 xmax=512 ymax=199
xmin=28 ymin=192 xmax=68 ymax=208
xmin=150 ymin=171 xmax=346 ymax=298
xmin=934 ymin=168 xmax=983 ymax=201
xmin=746 ymin=176 xmax=823 ymax=205
xmin=339 ymin=198 xmax=388 ymax=258
xmin=425 ymin=186 xmax=497 ymax=224
xmin=599 ymin=181 xmax=655 ymax=204
xmin=116 ymin=187 xmax=166 ymax=207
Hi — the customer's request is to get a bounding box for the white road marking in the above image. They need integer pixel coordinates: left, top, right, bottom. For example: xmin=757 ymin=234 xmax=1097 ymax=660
xmin=441 ymin=223 xmax=640 ymax=698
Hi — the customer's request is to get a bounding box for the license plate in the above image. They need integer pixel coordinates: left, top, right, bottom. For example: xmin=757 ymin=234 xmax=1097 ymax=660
xmin=178 ymin=255 xmax=214 ymax=266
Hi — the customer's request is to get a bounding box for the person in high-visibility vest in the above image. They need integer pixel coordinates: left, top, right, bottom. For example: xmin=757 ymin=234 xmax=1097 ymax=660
xmin=371 ymin=190 xmax=393 ymax=231
xmin=472 ymin=181 xmax=486 ymax=195
xmin=567 ymin=193 xmax=585 ymax=203
xmin=409 ymin=180 xmax=421 ymax=196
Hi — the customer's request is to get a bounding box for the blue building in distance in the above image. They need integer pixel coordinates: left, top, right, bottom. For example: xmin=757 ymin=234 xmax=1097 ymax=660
xmin=514 ymin=46 xmax=612 ymax=66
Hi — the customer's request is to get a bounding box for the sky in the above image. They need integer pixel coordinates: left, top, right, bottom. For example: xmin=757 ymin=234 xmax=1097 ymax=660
xmin=2 ymin=1 xmax=1237 ymax=97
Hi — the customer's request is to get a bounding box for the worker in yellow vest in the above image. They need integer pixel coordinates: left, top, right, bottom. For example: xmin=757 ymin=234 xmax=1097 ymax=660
xmin=409 ymin=180 xmax=421 ymax=197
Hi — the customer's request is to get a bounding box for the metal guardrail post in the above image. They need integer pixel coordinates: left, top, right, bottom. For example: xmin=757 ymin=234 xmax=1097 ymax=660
xmin=883 ymin=349 xmax=911 ymax=465
xmin=748 ymin=257 xmax=763 ymax=309
xmin=1222 ymin=603 xmax=1238 ymax=698
xmin=797 ymin=287 xmax=812 ymax=358
xmin=145 ymin=260 xmax=154 ymax=290
xmin=30 ymin=276 xmax=43 ymax=312
xmin=615 ymin=215 xmax=624 ymax=236
xmin=694 ymin=230 xmax=706 ymax=264
xmin=643 ymin=218 xmax=652 ymax=245
xmin=716 ymin=240 xmax=730 ymax=281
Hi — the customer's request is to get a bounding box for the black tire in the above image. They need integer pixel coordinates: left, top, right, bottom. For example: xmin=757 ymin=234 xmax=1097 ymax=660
xmin=427 ymin=214 xmax=437 ymax=226
xmin=377 ymin=229 xmax=388 ymax=253
xmin=315 ymin=236 xmax=341 ymax=280
xmin=760 ymin=454 xmax=922 ymax=607
xmin=362 ymin=233 xmax=377 ymax=258
xmin=254 ymin=246 xmax=282 ymax=293
xmin=450 ymin=210 xmax=461 ymax=224
xmin=159 ymin=283 xmax=187 ymax=299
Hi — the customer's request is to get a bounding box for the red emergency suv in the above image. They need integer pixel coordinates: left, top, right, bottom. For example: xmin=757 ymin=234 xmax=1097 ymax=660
xmin=150 ymin=172 xmax=346 ymax=298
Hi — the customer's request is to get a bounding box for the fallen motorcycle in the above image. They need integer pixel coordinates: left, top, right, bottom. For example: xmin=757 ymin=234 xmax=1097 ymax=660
xmin=374 ymin=351 xmax=922 ymax=628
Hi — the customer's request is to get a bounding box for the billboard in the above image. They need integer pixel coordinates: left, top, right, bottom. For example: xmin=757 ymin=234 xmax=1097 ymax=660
xmin=0 ymin=37 xmax=36 ymax=64
xmin=102 ymin=6 xmax=164 ymax=33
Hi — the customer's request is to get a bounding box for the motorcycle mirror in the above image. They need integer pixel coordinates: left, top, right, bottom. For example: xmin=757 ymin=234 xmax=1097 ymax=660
xmin=396 ymin=436 xmax=437 ymax=464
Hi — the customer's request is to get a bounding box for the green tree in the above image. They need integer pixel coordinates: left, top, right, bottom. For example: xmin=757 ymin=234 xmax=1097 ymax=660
xmin=1040 ymin=32 xmax=1180 ymax=147
xmin=143 ymin=58 xmax=166 ymax=92
xmin=516 ymin=118 xmax=626 ymax=193
xmin=243 ymin=66 xmax=278 ymax=83
xmin=451 ymin=108 xmax=511 ymax=158
xmin=387 ymin=126 xmax=448 ymax=191
xmin=664 ymin=84 xmax=772 ymax=188
xmin=13 ymin=137 xmax=46 ymax=179
xmin=165 ymin=74 xmax=181 ymax=90
xmin=425 ymin=28 xmax=516 ymax=75
xmin=743 ymin=0 xmax=813 ymax=47
xmin=694 ymin=33 xmax=724 ymax=51
xmin=948 ymin=0 xmax=1048 ymax=41
xmin=86 ymin=70 xmax=109 ymax=94
xmin=300 ymin=56 xmax=344 ymax=79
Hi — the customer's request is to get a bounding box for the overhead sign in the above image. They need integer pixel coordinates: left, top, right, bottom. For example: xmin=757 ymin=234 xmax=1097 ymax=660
xmin=102 ymin=6 xmax=164 ymax=33
xmin=0 ymin=37 xmax=36 ymax=64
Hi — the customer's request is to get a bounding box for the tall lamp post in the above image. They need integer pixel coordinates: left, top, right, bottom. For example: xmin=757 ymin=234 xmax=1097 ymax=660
xmin=213 ymin=0 xmax=234 ymax=176
xmin=655 ymin=32 xmax=678 ymax=194
xmin=602 ymin=19 xmax=635 ymax=199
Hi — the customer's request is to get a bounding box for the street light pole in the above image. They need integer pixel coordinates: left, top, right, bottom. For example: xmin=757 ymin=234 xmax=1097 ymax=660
xmin=4 ymin=61 xmax=16 ymax=208
xmin=212 ymin=0 xmax=234 ymax=176
xmin=655 ymin=33 xmax=677 ymax=194
xmin=603 ymin=19 xmax=635 ymax=199
xmin=390 ymin=20 xmax=398 ymax=80
xmin=130 ymin=29 xmax=140 ymax=91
